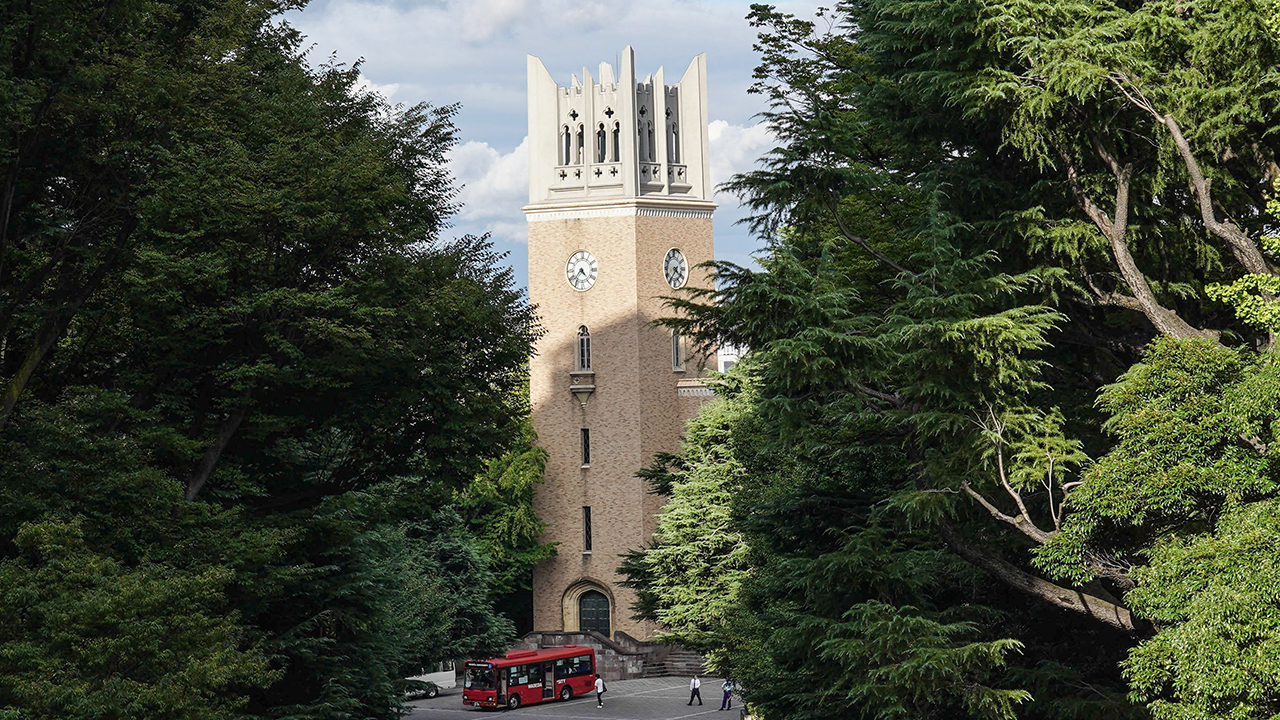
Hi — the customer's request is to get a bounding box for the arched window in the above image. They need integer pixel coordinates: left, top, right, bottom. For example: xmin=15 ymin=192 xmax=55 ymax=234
xmin=575 ymin=124 xmax=584 ymax=164
xmin=578 ymin=590 xmax=610 ymax=636
xmin=669 ymin=124 xmax=679 ymax=163
xmin=577 ymin=326 xmax=591 ymax=370
xmin=611 ymin=122 xmax=620 ymax=162
xmin=596 ymin=123 xmax=606 ymax=163
xmin=647 ymin=122 xmax=656 ymax=161
xmin=561 ymin=126 xmax=571 ymax=165
xmin=672 ymin=332 xmax=684 ymax=371
xmin=637 ymin=122 xmax=646 ymax=162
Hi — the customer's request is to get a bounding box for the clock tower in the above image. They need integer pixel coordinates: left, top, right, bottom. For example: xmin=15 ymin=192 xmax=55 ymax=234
xmin=524 ymin=47 xmax=717 ymax=642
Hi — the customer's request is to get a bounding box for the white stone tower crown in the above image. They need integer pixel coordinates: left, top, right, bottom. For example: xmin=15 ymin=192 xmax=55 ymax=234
xmin=526 ymin=46 xmax=713 ymax=206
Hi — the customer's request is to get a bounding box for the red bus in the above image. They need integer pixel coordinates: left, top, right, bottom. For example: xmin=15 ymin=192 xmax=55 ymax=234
xmin=462 ymin=646 xmax=597 ymax=709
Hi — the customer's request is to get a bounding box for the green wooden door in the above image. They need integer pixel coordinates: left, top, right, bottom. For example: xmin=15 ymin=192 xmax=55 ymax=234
xmin=578 ymin=591 xmax=610 ymax=637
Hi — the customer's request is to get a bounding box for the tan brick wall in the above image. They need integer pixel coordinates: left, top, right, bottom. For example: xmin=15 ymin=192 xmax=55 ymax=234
xmin=527 ymin=210 xmax=715 ymax=640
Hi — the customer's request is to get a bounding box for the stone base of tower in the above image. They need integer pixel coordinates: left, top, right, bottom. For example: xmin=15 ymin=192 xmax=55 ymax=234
xmin=530 ymin=553 xmax=660 ymax=641
xmin=512 ymin=630 xmax=708 ymax=681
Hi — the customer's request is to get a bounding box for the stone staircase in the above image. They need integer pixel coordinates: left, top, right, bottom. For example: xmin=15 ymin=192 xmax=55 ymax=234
xmin=641 ymin=648 xmax=707 ymax=678
xmin=514 ymin=630 xmax=707 ymax=680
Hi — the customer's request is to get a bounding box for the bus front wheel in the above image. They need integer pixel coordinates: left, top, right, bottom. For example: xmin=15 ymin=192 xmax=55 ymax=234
xmin=507 ymin=695 xmax=521 ymax=710
xmin=559 ymin=686 xmax=572 ymax=702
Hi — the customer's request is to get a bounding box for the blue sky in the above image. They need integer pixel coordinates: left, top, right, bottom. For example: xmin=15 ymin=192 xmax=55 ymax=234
xmin=286 ymin=0 xmax=821 ymax=288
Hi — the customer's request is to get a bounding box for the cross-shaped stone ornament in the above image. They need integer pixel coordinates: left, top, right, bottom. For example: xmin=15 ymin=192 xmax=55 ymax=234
xmin=559 ymin=170 xmax=567 ymax=180
xmin=609 ymin=167 xmax=618 ymax=176
xmin=639 ymin=106 xmax=647 ymax=117
xmin=604 ymin=107 xmax=614 ymax=118
xmin=569 ymin=110 xmax=579 ymax=120
xmin=594 ymin=168 xmax=602 ymax=178
xmin=665 ymin=107 xmax=671 ymax=118
xmin=574 ymin=169 xmax=581 ymax=179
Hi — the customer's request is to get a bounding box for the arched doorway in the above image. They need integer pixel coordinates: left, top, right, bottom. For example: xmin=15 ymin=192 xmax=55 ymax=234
xmin=578 ymin=590 xmax=611 ymax=637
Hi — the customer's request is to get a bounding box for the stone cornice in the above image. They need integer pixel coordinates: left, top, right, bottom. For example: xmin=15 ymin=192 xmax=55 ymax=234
xmin=523 ymin=197 xmax=717 ymax=222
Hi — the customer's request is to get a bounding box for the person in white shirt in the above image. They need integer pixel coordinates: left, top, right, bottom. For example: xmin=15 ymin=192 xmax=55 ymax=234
xmin=594 ymin=674 xmax=605 ymax=708
xmin=719 ymin=680 xmax=735 ymax=711
xmin=688 ymin=674 xmax=702 ymax=706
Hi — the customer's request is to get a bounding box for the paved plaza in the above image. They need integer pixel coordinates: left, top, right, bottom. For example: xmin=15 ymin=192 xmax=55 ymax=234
xmin=404 ymin=677 xmax=740 ymax=720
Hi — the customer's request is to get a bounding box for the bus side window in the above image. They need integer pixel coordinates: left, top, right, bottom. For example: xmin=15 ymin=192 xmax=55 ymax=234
xmin=515 ymin=665 xmax=529 ymax=685
xmin=554 ymin=659 xmax=568 ymax=678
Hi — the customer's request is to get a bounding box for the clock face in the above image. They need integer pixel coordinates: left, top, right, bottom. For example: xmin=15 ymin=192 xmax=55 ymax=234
xmin=566 ymin=250 xmax=598 ymax=291
xmin=664 ymin=248 xmax=688 ymax=289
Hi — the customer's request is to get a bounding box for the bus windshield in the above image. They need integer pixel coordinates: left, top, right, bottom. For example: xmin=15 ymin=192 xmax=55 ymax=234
xmin=464 ymin=668 xmax=495 ymax=690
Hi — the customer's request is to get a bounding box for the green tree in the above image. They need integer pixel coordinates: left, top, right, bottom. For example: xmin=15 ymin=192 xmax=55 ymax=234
xmin=0 ymin=1 xmax=537 ymax=718
xmin=1036 ymin=340 xmax=1280 ymax=718
xmin=631 ymin=2 xmax=1277 ymax=717
xmin=649 ymin=1 xmax=1280 ymax=717
xmin=1124 ymin=500 xmax=1280 ymax=720
xmin=457 ymin=413 xmax=556 ymax=633
xmin=626 ymin=363 xmax=1141 ymax=719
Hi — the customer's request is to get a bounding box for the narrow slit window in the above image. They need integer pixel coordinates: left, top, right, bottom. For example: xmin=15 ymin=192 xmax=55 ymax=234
xmin=672 ymin=332 xmax=684 ymax=371
xmin=582 ymin=506 xmax=593 ymax=552
xmin=637 ymin=122 xmax=646 ymax=162
xmin=576 ymin=124 xmax=584 ymax=164
xmin=647 ymin=122 xmax=656 ymax=161
xmin=581 ymin=428 xmax=591 ymax=466
xmin=611 ymin=122 xmax=620 ymax=161
xmin=577 ymin=326 xmax=591 ymax=370
xmin=561 ymin=126 xmax=571 ymax=165
xmin=670 ymin=124 xmax=679 ymax=163
xmin=596 ymin=123 xmax=606 ymax=163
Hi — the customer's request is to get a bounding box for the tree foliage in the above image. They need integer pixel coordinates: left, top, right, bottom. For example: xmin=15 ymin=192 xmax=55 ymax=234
xmin=457 ymin=412 xmax=556 ymax=632
xmin=626 ymin=1 xmax=1280 ymax=718
xmin=0 ymin=1 xmax=537 ymax=717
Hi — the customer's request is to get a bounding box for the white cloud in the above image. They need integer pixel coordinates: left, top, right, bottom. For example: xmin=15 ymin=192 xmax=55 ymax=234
xmin=448 ymin=136 xmax=529 ymax=242
xmin=708 ymin=120 xmax=774 ymax=198
xmin=458 ymin=0 xmax=532 ymax=42
xmin=353 ymin=74 xmax=400 ymax=100
xmin=291 ymin=0 xmax=823 ymax=139
xmin=289 ymin=0 xmax=822 ymax=282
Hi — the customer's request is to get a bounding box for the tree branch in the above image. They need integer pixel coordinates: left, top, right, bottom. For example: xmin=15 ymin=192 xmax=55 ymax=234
xmin=907 ymin=436 xmax=1137 ymax=633
xmin=853 ymin=382 xmax=903 ymax=407
xmin=1107 ymin=73 xmax=1273 ymax=276
xmin=824 ymin=193 xmax=914 ymax=275
xmin=938 ymin=520 xmax=1138 ymax=633
xmin=960 ymin=482 xmax=1055 ymax=544
xmin=184 ymin=385 xmax=253 ymax=501
xmin=1240 ymin=432 xmax=1269 ymax=455
xmin=1078 ymin=262 xmax=1144 ymax=311
xmin=1163 ymin=114 xmax=1272 ymax=275
xmin=1044 ymin=456 xmax=1062 ymax=531
xmin=0 ymin=218 xmax=136 ymax=431
xmin=1062 ymin=152 xmax=1208 ymax=340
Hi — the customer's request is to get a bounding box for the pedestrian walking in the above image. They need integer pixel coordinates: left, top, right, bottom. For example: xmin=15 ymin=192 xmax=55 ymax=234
xmin=719 ymin=680 xmax=735 ymax=710
xmin=688 ymin=674 xmax=702 ymax=706
xmin=595 ymin=674 xmax=606 ymax=708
